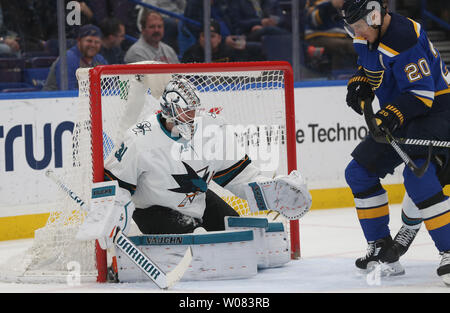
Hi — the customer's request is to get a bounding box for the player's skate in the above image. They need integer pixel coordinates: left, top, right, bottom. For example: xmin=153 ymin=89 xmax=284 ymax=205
xmin=437 ymin=251 xmax=450 ymax=286
xmin=393 ymin=225 xmax=419 ymax=257
xmin=356 ymin=235 xmax=405 ymax=276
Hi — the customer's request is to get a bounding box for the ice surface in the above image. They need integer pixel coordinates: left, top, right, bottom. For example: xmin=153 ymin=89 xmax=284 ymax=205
xmin=0 ymin=205 xmax=448 ymax=293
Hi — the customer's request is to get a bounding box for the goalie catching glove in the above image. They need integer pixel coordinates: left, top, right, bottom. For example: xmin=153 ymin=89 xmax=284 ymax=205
xmin=243 ymin=170 xmax=312 ymax=220
xmin=76 ymin=183 xmax=135 ymax=250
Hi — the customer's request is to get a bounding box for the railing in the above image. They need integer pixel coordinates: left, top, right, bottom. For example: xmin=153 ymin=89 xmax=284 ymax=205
xmin=126 ymin=0 xmax=212 ymax=60
xmin=3 ymin=0 xmax=310 ymax=92
xmin=127 ymin=0 xmax=201 ymax=28
xmin=421 ymin=0 xmax=450 ymax=31
xmin=126 ymin=0 xmax=305 ymax=80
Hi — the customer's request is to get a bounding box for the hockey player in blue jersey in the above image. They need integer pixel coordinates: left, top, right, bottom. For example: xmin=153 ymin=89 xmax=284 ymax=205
xmin=341 ymin=0 xmax=450 ymax=285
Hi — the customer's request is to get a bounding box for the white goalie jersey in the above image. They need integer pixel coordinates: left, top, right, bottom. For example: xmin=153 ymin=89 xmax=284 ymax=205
xmin=104 ymin=111 xmax=263 ymax=219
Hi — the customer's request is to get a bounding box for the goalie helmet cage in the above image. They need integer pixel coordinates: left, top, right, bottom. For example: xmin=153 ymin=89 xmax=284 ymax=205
xmin=0 ymin=61 xmax=299 ymax=284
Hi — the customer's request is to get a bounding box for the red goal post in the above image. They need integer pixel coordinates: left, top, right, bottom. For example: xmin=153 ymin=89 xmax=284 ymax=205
xmin=87 ymin=61 xmax=299 ymax=282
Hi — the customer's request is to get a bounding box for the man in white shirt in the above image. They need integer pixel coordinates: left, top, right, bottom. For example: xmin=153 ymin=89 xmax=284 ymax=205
xmin=124 ymin=10 xmax=179 ymax=64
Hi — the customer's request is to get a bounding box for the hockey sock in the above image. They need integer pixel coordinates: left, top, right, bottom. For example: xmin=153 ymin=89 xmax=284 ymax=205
xmin=400 ymin=194 xmax=422 ymax=230
xmin=404 ymin=160 xmax=450 ymax=252
xmin=345 ymin=159 xmax=390 ymax=241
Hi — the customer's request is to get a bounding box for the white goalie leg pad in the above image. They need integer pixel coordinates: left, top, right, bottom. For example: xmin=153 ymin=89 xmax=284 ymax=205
xmin=265 ymin=222 xmax=290 ymax=268
xmin=243 ymin=170 xmax=312 ymax=220
xmin=225 ymin=216 xmax=290 ymax=268
xmin=115 ymin=230 xmax=257 ymax=282
xmin=225 ymin=216 xmax=269 ymax=268
xmin=76 ymin=181 xmax=135 ymax=249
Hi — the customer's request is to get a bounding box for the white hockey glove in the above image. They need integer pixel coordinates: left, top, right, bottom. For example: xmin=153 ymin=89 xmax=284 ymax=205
xmin=244 ymin=170 xmax=312 ymax=220
xmin=76 ymin=182 xmax=135 ymax=250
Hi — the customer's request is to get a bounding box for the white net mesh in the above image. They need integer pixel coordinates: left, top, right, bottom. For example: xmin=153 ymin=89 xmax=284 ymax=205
xmin=92 ymin=65 xmax=296 ymax=255
xmin=100 ymin=70 xmax=290 ymax=217
xmin=0 ymin=62 xmax=297 ymax=283
xmin=0 ymin=71 xmax=98 ymax=283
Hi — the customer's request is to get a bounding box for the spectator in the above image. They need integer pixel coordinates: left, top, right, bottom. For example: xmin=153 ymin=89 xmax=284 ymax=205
xmin=124 ymin=10 xmax=179 ymax=64
xmin=38 ymin=1 xmax=96 ymax=56
xmin=0 ymin=3 xmax=20 ymax=56
xmin=42 ymin=1 xmax=95 ymax=40
xmin=79 ymin=1 xmax=94 ymax=22
xmin=227 ymin=0 xmax=289 ymax=42
xmin=184 ymin=0 xmax=232 ymax=39
xmin=88 ymin=0 xmax=140 ymax=39
xmin=43 ymin=24 xmax=107 ymax=91
xmin=0 ymin=0 xmax=47 ymax=53
xmin=184 ymin=0 xmax=245 ymax=50
xmin=305 ymin=0 xmax=357 ymax=71
xmin=183 ymin=0 xmax=265 ymax=61
xmin=182 ymin=19 xmax=235 ymax=63
xmin=137 ymin=0 xmax=186 ymax=53
xmin=99 ymin=17 xmax=126 ymax=64
xmin=0 ymin=35 xmax=20 ymax=57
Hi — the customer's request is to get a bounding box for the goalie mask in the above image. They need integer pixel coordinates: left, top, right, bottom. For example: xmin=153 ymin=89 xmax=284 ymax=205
xmin=160 ymin=78 xmax=201 ymax=140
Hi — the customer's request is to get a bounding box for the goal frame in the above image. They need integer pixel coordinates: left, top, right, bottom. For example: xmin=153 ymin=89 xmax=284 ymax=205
xmin=87 ymin=61 xmax=299 ymax=282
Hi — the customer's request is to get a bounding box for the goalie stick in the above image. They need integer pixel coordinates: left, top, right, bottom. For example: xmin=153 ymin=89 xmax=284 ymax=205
xmin=360 ymin=98 xmax=432 ymax=178
xmin=45 ymin=169 xmax=192 ymax=289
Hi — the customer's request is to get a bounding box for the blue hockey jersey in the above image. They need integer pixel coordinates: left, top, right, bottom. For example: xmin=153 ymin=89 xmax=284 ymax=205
xmin=305 ymin=0 xmax=347 ymax=40
xmin=353 ymin=13 xmax=450 ymax=122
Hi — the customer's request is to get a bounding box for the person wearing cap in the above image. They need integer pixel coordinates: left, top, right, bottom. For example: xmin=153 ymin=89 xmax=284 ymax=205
xmin=181 ymin=20 xmax=236 ymax=63
xmin=43 ymin=24 xmax=108 ymax=91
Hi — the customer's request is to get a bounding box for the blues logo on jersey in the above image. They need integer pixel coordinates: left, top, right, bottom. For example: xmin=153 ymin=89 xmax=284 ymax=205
xmin=353 ymin=13 xmax=450 ymax=120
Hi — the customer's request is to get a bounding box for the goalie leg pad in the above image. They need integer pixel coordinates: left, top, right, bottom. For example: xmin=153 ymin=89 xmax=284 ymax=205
xmin=225 ymin=216 xmax=290 ymax=268
xmin=76 ymin=181 xmax=135 ymax=250
xmin=265 ymin=222 xmax=291 ymax=268
xmin=115 ymin=230 xmax=258 ymax=282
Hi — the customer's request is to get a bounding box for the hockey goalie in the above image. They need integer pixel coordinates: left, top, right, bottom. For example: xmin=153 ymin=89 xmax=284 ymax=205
xmin=76 ymin=74 xmax=312 ymax=282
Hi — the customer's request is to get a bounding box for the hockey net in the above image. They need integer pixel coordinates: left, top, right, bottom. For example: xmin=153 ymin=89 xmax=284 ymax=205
xmin=0 ymin=61 xmax=298 ymax=283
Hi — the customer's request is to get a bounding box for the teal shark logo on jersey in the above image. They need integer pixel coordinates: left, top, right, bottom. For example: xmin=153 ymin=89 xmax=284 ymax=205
xmin=169 ymin=162 xmax=211 ymax=208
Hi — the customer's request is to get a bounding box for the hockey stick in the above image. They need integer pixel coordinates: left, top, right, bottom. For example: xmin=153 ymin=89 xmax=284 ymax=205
xmin=361 ymin=101 xmax=450 ymax=148
xmin=390 ymin=138 xmax=450 ymax=148
xmin=360 ymin=98 xmax=432 ymax=178
xmin=45 ymin=169 xmax=192 ymax=289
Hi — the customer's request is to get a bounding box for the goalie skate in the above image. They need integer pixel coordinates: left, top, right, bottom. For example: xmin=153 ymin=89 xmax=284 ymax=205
xmin=356 ymin=236 xmax=405 ymax=277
